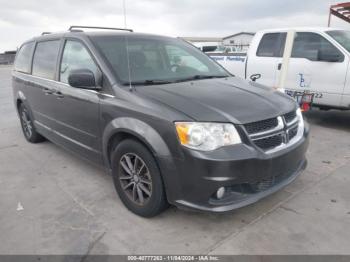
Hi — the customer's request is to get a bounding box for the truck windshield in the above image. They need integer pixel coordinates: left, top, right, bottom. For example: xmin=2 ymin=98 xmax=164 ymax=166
xmin=90 ymin=35 xmax=229 ymax=85
xmin=327 ymin=30 xmax=350 ymax=53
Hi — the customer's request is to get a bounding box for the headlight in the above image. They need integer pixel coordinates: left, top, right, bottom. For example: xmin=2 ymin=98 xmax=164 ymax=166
xmin=175 ymin=122 xmax=241 ymax=151
xmin=296 ymin=108 xmax=305 ymax=134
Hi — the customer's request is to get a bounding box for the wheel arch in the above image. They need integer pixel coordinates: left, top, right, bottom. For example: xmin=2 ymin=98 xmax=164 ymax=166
xmin=15 ymin=91 xmax=28 ymax=114
xmin=103 ymin=117 xmax=172 ymax=169
xmin=16 ymin=98 xmax=23 ymax=111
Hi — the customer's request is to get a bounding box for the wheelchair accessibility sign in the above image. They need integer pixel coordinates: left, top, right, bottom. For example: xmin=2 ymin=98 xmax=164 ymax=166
xmin=298 ymin=73 xmax=311 ymax=88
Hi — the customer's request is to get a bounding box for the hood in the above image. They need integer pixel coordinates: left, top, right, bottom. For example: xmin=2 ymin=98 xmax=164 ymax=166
xmin=135 ymin=77 xmax=297 ymax=124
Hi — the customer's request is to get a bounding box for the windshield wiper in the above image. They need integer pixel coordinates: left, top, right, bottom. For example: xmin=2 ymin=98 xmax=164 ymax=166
xmin=122 ymin=75 xmax=229 ymax=86
xmin=175 ymin=75 xmax=228 ymax=83
xmin=124 ymin=80 xmax=174 ymax=86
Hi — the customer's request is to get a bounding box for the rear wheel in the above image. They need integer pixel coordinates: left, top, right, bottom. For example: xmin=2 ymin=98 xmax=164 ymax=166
xmin=19 ymin=104 xmax=45 ymax=143
xmin=111 ymin=139 xmax=168 ymax=217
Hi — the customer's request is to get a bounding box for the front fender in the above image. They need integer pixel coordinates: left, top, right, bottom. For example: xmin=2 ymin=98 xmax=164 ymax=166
xmin=102 ymin=117 xmax=183 ymax=204
xmin=102 ymin=117 xmax=172 ymax=167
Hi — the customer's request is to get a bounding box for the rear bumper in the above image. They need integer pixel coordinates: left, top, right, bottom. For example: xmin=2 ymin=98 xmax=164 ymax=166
xmin=158 ymin=126 xmax=309 ymax=212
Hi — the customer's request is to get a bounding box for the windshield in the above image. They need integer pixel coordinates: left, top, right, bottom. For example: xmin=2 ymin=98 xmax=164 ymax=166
xmin=90 ymin=35 xmax=229 ymax=85
xmin=327 ymin=30 xmax=350 ymax=53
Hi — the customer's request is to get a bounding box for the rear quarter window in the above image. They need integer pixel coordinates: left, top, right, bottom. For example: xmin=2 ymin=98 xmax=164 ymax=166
xmin=32 ymin=40 xmax=60 ymax=80
xmin=14 ymin=42 xmax=35 ymax=73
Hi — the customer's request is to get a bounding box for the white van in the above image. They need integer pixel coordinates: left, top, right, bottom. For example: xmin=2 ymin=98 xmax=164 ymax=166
xmin=210 ymin=27 xmax=350 ymax=110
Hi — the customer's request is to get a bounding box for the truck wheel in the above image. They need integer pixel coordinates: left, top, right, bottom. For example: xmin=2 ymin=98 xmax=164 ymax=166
xmin=111 ymin=139 xmax=168 ymax=217
xmin=19 ymin=104 xmax=45 ymax=143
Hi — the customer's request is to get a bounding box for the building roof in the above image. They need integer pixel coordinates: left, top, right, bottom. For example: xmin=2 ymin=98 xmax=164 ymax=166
xmin=223 ymin=32 xmax=255 ymax=40
xmin=179 ymin=37 xmax=223 ymax=42
xmin=180 ymin=32 xmax=256 ymax=43
xmin=329 ymin=2 xmax=350 ymax=25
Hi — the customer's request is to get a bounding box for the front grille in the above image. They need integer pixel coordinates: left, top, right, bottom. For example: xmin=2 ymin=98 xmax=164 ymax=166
xmin=242 ymin=110 xmax=301 ymax=152
xmin=243 ymin=111 xmax=299 ymax=152
xmin=288 ymin=125 xmax=298 ymax=140
xmin=284 ymin=111 xmax=297 ymax=123
xmin=250 ymin=176 xmax=275 ymax=192
xmin=209 ymin=160 xmax=304 ymax=205
xmin=210 ymin=163 xmax=301 ymax=204
xmin=253 ymin=134 xmax=283 ymax=150
xmin=244 ymin=117 xmax=278 ymax=134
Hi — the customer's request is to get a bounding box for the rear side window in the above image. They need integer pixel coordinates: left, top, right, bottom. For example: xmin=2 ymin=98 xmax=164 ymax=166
xmin=32 ymin=40 xmax=60 ymax=80
xmin=292 ymin=32 xmax=344 ymax=62
xmin=14 ymin=42 xmax=35 ymax=73
xmin=257 ymin=33 xmax=286 ymax=57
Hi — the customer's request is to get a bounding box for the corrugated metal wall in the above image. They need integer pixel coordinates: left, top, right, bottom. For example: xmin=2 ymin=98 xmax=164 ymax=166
xmin=0 ymin=52 xmax=16 ymax=65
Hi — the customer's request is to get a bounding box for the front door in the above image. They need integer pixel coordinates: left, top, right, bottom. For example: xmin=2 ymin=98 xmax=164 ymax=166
xmin=285 ymin=32 xmax=348 ymax=107
xmin=53 ymin=40 xmax=102 ymax=163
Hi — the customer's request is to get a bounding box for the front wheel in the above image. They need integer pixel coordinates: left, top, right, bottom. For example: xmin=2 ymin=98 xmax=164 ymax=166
xmin=111 ymin=139 xmax=168 ymax=217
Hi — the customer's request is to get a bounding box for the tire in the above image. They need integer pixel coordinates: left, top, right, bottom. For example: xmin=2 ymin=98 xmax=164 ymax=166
xmin=111 ymin=139 xmax=168 ymax=217
xmin=18 ymin=103 xmax=45 ymax=143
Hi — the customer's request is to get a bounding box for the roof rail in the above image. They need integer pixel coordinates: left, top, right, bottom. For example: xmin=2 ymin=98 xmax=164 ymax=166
xmin=68 ymin=26 xmax=133 ymax=32
xmin=41 ymin=32 xmax=51 ymax=35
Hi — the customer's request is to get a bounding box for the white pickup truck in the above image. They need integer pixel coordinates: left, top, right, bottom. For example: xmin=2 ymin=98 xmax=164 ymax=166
xmin=209 ymin=27 xmax=350 ymax=110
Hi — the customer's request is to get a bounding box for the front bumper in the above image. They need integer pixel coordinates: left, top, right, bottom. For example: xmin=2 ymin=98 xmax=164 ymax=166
xmin=158 ymin=126 xmax=309 ymax=212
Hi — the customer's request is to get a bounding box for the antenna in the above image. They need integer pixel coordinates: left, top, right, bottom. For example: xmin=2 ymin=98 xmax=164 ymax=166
xmin=68 ymin=26 xmax=132 ymax=32
xmin=123 ymin=0 xmax=133 ymax=91
xmin=125 ymin=36 xmax=133 ymax=91
xmin=123 ymin=0 xmax=127 ymax=29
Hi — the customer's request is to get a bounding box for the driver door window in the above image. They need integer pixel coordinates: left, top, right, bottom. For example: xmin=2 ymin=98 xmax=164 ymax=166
xmin=60 ymin=40 xmax=98 ymax=84
xmin=292 ymin=32 xmax=344 ymax=62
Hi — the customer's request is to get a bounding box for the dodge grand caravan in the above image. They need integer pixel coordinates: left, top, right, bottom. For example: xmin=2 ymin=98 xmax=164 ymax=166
xmin=12 ymin=26 xmax=309 ymax=217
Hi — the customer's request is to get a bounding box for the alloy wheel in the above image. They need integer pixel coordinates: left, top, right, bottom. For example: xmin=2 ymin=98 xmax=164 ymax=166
xmin=21 ymin=109 xmax=33 ymax=138
xmin=119 ymin=153 xmax=152 ymax=205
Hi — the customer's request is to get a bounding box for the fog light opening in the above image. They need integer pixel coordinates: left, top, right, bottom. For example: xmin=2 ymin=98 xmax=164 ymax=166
xmin=216 ymin=187 xmax=226 ymax=199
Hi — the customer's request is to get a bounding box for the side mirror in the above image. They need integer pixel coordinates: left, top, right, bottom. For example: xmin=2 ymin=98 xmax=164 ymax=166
xmin=318 ymin=50 xmax=343 ymax=62
xmin=68 ymin=69 xmax=101 ymax=89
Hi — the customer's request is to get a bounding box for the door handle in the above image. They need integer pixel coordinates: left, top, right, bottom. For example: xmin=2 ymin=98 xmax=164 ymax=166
xmin=53 ymin=91 xmax=64 ymax=99
xmin=43 ymin=87 xmax=54 ymax=95
xmin=277 ymin=63 xmax=282 ymax=70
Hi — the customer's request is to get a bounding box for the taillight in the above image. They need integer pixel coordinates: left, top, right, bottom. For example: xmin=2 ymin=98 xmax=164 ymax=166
xmin=301 ymin=102 xmax=310 ymax=112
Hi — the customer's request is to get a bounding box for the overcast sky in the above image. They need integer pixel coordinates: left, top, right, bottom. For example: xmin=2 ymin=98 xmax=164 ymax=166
xmin=0 ymin=0 xmax=349 ymax=52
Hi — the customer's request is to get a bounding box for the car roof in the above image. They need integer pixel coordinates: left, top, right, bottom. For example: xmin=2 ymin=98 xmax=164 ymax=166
xmin=24 ymin=30 xmax=175 ymax=45
xmin=258 ymin=27 xmax=348 ymax=34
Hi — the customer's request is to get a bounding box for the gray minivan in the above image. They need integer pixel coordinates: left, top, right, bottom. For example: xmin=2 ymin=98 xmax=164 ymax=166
xmin=12 ymin=26 xmax=309 ymax=217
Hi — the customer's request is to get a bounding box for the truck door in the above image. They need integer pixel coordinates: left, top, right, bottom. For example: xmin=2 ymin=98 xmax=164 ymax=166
xmin=246 ymin=32 xmax=286 ymax=87
xmin=285 ymin=32 xmax=348 ymax=108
